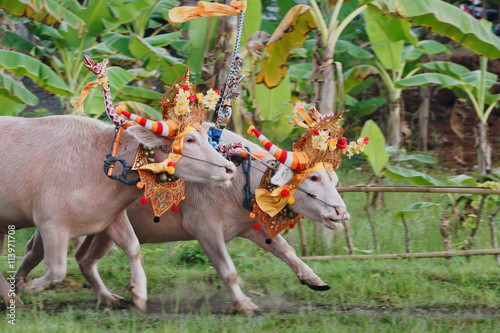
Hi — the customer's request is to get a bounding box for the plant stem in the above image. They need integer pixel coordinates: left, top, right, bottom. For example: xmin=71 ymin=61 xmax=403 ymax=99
xmin=309 ymin=0 xmax=329 ymax=47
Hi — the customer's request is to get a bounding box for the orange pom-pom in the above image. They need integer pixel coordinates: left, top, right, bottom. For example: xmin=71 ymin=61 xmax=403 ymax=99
xmin=249 ymin=212 xmax=256 ymax=218
xmin=287 ymin=196 xmax=295 ymax=205
xmin=247 ymin=126 xmax=255 ymax=136
xmin=167 ymin=166 xmax=175 ymax=175
xmin=137 ymin=182 xmax=144 ymax=189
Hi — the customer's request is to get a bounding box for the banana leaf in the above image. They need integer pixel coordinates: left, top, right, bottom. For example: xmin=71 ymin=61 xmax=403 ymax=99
xmin=0 ymin=0 xmax=85 ymax=35
xmin=360 ymin=0 xmax=500 ymax=59
xmin=0 ymin=72 xmax=38 ymax=105
xmin=0 ymin=50 xmax=72 ymax=96
xmin=256 ymin=5 xmax=317 ymax=88
xmin=360 ymin=120 xmax=388 ymax=177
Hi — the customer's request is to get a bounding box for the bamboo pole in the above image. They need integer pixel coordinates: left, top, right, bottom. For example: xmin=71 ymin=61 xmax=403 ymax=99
xmin=401 ymin=213 xmax=411 ymax=255
xmin=302 ymin=248 xmax=500 ymax=261
xmin=439 ymin=208 xmax=452 ymax=264
xmin=463 ymin=195 xmax=487 ymax=262
xmin=342 ymin=220 xmax=355 ymax=255
xmin=337 ymin=185 xmax=500 ymax=195
xmin=364 ymin=193 xmax=380 ymax=254
xmin=488 ymin=205 xmax=500 ymax=266
xmin=297 ymin=220 xmax=308 ymax=257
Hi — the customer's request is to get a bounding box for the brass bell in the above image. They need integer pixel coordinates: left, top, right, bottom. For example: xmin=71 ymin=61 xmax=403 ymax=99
xmin=159 ymin=173 xmax=168 ymax=182
xmin=148 ymin=157 xmax=155 ymax=163
xmin=287 ymin=211 xmax=297 ymax=219
xmin=149 ymin=150 xmax=155 ymax=156
xmin=145 ymin=151 xmax=149 ymax=157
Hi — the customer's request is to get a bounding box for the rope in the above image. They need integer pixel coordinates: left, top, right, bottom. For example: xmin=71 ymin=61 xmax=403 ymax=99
xmin=159 ymin=147 xmax=339 ymax=210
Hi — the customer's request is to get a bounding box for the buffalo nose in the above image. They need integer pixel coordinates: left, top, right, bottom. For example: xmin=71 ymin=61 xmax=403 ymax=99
xmin=225 ymin=163 xmax=236 ymax=176
xmin=335 ymin=206 xmax=349 ymax=220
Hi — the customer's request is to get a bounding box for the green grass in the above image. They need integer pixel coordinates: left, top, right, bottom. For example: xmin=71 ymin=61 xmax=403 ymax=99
xmin=1 ymin=168 xmax=499 ymax=332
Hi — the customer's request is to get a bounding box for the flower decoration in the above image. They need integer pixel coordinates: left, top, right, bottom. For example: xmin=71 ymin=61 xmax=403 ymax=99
xmin=202 ymin=88 xmax=220 ymax=111
xmin=196 ymin=93 xmax=204 ymax=103
xmin=174 ymin=89 xmax=191 ymax=116
xmin=311 ymin=130 xmax=329 ymax=150
xmin=337 ymin=137 xmax=347 ymax=150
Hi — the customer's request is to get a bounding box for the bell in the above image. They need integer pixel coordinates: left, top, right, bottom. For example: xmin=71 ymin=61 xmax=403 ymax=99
xmin=287 ymin=211 xmax=297 ymax=219
xmin=159 ymin=173 xmax=168 ymax=182
xmin=149 ymin=150 xmax=155 ymax=156
xmin=145 ymin=151 xmax=150 ymax=157
xmin=148 ymin=157 xmax=155 ymax=163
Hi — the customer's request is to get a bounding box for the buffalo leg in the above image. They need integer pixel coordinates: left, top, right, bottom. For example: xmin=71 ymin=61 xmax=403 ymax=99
xmin=75 ymin=234 xmax=125 ymax=306
xmin=104 ymin=213 xmax=147 ymax=311
xmin=185 ymin=223 xmax=259 ymax=314
xmin=16 ymin=230 xmax=44 ymax=281
xmin=241 ymin=229 xmax=330 ymax=291
xmin=17 ymin=225 xmax=70 ymax=294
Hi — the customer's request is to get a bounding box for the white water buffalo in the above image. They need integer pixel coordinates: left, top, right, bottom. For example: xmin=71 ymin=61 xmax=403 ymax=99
xmin=15 ymin=124 xmax=349 ymax=313
xmin=0 ymin=115 xmax=236 ymax=310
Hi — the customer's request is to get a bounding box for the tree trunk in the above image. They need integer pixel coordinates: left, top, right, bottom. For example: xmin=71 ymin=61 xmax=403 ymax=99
xmin=318 ymin=44 xmax=335 ymax=115
xmin=418 ymin=86 xmax=430 ymax=151
xmin=387 ymin=98 xmax=403 ymax=147
xmin=477 ymin=122 xmax=491 ymax=174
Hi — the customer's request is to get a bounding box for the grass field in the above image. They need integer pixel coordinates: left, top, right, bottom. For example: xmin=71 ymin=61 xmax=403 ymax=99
xmin=1 ymin=167 xmax=499 ymax=332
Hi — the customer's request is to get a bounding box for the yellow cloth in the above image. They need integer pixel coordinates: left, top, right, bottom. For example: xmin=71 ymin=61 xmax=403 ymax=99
xmin=255 ymin=185 xmax=298 ymax=217
xmin=139 ymin=125 xmax=197 ymax=173
xmin=255 ymin=162 xmax=331 ymax=217
xmin=169 ymin=1 xmax=247 ymax=23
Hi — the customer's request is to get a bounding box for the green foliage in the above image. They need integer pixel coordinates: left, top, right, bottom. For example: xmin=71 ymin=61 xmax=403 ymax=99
xmin=360 ymin=0 xmax=500 ymax=58
xmin=172 ymin=241 xmax=209 ymax=267
xmin=360 ymin=120 xmax=388 ymax=177
xmin=383 ymin=165 xmax=442 ymax=186
xmin=395 ymin=202 xmax=440 ymax=219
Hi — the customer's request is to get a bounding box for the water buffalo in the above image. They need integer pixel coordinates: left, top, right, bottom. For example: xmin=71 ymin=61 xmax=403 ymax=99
xmin=0 ymin=115 xmax=236 ymax=310
xmin=15 ymin=124 xmax=348 ymax=313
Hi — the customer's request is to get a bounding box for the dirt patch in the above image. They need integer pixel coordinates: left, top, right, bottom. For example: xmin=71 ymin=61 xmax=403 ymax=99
xmin=20 ymin=288 xmax=500 ymax=320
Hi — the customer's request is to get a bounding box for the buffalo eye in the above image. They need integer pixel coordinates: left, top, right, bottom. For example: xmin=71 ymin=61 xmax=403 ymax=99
xmin=186 ymin=137 xmax=194 ymax=143
xmin=310 ymin=175 xmax=319 ymax=181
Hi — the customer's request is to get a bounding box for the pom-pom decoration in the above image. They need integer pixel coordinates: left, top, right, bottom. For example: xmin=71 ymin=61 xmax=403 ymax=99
xmin=281 ymin=189 xmax=290 ymax=197
xmin=167 ymin=166 xmax=175 ymax=175
xmin=172 ymin=205 xmax=179 ymax=212
xmin=253 ymin=224 xmax=260 ymax=230
xmin=140 ymin=197 xmax=148 ymax=205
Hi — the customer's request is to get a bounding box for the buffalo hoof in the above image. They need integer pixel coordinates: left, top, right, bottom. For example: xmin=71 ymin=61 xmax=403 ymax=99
xmin=233 ymin=297 xmax=261 ymax=315
xmin=98 ymin=292 xmax=131 ymax=309
xmin=132 ymin=296 xmax=147 ymax=311
xmin=300 ymin=280 xmax=331 ymax=291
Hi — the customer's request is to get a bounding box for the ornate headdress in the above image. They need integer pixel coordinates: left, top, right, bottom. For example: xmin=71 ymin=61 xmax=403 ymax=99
xmin=248 ymin=102 xmax=369 ymax=241
xmin=129 ymin=70 xmax=221 ymax=220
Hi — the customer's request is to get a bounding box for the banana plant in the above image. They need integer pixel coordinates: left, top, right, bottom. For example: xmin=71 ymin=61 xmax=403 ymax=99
xmin=256 ymin=0 xmax=368 ymax=116
xmin=363 ymin=7 xmax=451 ymax=147
xmin=0 ymin=0 xmax=183 ymax=118
xmin=396 ymin=58 xmax=500 ymax=174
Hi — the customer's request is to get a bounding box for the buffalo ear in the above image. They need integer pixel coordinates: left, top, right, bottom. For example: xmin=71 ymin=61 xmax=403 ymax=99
xmin=270 ymin=165 xmax=295 ymax=187
xmin=127 ymin=126 xmax=172 ymax=148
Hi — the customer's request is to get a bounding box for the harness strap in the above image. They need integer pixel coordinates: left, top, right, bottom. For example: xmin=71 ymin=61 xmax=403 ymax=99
xmin=103 ymin=126 xmax=139 ymax=185
xmin=242 ymin=146 xmax=254 ymax=212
